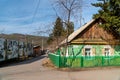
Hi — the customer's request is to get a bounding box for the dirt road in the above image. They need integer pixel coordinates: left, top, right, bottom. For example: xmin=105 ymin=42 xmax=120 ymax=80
xmin=0 ymin=55 xmax=120 ymax=80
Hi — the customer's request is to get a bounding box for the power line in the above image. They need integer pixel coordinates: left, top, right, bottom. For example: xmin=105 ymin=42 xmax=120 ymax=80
xmin=31 ymin=0 xmax=41 ymax=26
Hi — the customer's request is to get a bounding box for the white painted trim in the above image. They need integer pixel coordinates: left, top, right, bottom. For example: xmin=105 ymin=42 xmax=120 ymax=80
xmin=84 ymin=45 xmax=93 ymax=56
xmin=66 ymin=47 xmax=69 ymax=57
xmin=103 ymin=45 xmax=111 ymax=56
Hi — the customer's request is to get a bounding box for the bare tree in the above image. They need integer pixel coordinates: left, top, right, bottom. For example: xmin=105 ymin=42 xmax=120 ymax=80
xmin=53 ymin=0 xmax=83 ymax=23
xmin=34 ymin=23 xmax=53 ymax=50
xmin=53 ymin=0 xmax=83 ymax=42
xmin=52 ymin=0 xmax=83 ymax=57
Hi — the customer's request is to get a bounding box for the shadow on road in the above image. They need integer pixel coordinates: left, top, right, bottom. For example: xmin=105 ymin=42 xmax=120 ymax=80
xmin=0 ymin=55 xmax=47 ymax=68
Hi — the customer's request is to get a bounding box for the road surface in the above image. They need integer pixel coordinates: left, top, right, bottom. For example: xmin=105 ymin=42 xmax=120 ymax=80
xmin=0 ymin=55 xmax=120 ymax=80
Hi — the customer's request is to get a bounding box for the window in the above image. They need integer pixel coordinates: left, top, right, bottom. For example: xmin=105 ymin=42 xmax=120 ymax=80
xmin=83 ymin=45 xmax=92 ymax=56
xmin=85 ymin=48 xmax=91 ymax=56
xmin=103 ymin=45 xmax=111 ymax=56
xmin=104 ymin=48 xmax=110 ymax=56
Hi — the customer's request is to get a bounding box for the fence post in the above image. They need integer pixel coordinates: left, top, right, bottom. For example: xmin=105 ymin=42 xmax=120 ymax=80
xmin=102 ymin=56 xmax=104 ymax=66
xmin=81 ymin=56 xmax=83 ymax=67
xmin=58 ymin=55 xmax=60 ymax=68
xmin=108 ymin=56 xmax=110 ymax=66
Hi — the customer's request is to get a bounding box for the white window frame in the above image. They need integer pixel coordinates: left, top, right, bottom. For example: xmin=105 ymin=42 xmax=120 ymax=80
xmin=104 ymin=45 xmax=111 ymax=56
xmin=104 ymin=48 xmax=110 ymax=56
xmin=84 ymin=45 xmax=92 ymax=56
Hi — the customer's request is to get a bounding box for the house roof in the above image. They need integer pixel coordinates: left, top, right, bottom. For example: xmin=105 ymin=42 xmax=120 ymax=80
xmin=60 ymin=19 xmax=96 ymax=45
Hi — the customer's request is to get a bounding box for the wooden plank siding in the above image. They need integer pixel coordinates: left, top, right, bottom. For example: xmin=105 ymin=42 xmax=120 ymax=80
xmin=71 ymin=19 xmax=120 ymax=45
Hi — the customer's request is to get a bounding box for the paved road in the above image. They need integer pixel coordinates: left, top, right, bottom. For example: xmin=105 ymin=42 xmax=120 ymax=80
xmin=0 ymin=55 xmax=120 ymax=80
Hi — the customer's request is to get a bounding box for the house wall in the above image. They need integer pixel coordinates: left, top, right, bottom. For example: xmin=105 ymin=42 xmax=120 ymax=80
xmin=75 ymin=20 xmax=115 ymax=40
xmin=60 ymin=45 xmax=120 ymax=56
xmin=33 ymin=46 xmax=41 ymax=56
xmin=114 ymin=45 xmax=120 ymax=55
xmin=71 ymin=19 xmax=119 ymax=45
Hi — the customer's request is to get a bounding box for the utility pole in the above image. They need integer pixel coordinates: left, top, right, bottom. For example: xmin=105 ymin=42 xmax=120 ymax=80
xmin=36 ymin=30 xmax=46 ymax=51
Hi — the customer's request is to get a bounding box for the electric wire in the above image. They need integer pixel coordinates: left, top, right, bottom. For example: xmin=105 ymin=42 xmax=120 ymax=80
xmin=31 ymin=0 xmax=41 ymax=27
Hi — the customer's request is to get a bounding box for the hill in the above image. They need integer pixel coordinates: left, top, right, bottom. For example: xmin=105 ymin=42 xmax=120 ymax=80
xmin=0 ymin=33 xmax=48 ymax=48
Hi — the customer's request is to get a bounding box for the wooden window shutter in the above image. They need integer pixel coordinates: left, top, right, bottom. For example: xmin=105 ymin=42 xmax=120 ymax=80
xmin=92 ymin=48 xmax=96 ymax=56
xmin=102 ymin=48 xmax=105 ymax=56
xmin=82 ymin=48 xmax=85 ymax=56
xmin=110 ymin=48 xmax=114 ymax=56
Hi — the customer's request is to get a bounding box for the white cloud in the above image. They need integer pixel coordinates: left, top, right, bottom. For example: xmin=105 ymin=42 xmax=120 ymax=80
xmin=0 ymin=18 xmax=53 ymax=36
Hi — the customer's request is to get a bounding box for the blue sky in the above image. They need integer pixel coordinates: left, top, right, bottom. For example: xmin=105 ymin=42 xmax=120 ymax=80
xmin=0 ymin=0 xmax=99 ymax=36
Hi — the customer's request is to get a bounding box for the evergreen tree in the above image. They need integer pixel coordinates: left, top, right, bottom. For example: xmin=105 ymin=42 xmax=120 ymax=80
xmin=67 ymin=22 xmax=74 ymax=35
xmin=47 ymin=33 xmax=54 ymax=44
xmin=53 ymin=17 xmax=66 ymax=45
xmin=47 ymin=17 xmax=65 ymax=45
xmin=92 ymin=0 xmax=120 ymax=37
xmin=53 ymin=17 xmax=65 ymax=37
xmin=110 ymin=0 xmax=120 ymax=16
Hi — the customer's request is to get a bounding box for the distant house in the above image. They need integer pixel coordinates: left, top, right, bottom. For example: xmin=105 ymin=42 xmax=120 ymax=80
xmin=60 ymin=18 xmax=120 ymax=56
xmin=33 ymin=45 xmax=41 ymax=56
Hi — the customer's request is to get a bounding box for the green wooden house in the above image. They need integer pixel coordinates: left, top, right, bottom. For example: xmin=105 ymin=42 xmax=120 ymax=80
xmin=59 ymin=18 xmax=120 ymax=57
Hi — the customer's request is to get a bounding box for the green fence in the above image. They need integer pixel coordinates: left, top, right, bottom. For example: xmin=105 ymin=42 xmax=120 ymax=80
xmin=48 ymin=53 xmax=60 ymax=67
xmin=48 ymin=53 xmax=120 ymax=68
